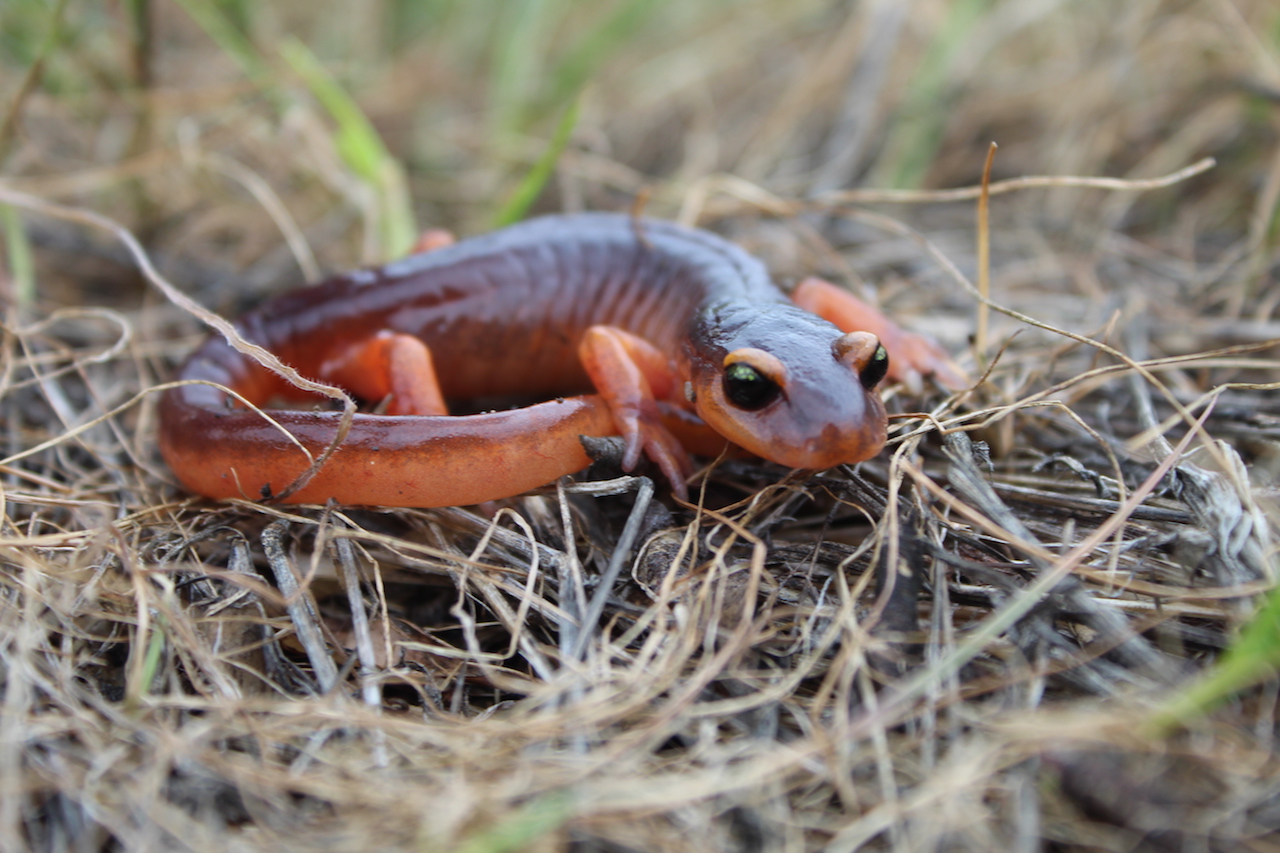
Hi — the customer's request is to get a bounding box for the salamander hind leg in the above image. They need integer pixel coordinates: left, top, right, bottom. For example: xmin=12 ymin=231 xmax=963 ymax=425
xmin=792 ymin=276 xmax=968 ymax=392
xmin=322 ymin=332 xmax=449 ymax=416
xmin=314 ymin=230 xmax=457 ymax=416
xmin=578 ymin=326 xmax=693 ymax=499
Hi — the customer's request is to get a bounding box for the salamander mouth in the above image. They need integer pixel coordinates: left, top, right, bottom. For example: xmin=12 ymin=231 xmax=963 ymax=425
xmin=731 ymin=419 xmax=887 ymax=470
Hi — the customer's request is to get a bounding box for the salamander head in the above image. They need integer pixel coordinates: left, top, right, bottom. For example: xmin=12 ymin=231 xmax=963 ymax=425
xmin=684 ymin=303 xmax=889 ymax=469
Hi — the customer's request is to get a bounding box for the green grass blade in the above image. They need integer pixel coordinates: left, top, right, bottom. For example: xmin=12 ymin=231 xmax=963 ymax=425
xmin=537 ymin=0 xmax=670 ymax=117
xmin=125 ymin=612 xmax=168 ymax=714
xmin=1149 ymin=580 xmax=1280 ymax=733
xmin=170 ymin=0 xmax=266 ymax=84
xmin=488 ymin=0 xmax=556 ymax=146
xmin=490 ymin=96 xmax=580 ymax=228
xmin=873 ymin=0 xmax=992 ymax=189
xmin=453 ymin=790 xmax=573 ymax=853
xmin=280 ymin=37 xmax=416 ymax=258
xmin=0 ymin=0 xmax=70 ymax=161
xmin=1 ymin=205 xmax=35 ymax=312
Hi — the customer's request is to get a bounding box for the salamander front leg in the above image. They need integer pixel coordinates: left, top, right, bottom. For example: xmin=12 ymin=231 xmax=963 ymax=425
xmin=792 ymin=277 xmax=968 ymax=392
xmin=579 ymin=326 xmax=694 ymax=499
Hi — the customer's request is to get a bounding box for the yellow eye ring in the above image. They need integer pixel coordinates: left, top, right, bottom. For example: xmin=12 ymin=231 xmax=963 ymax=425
xmin=723 ymin=348 xmax=786 ymax=384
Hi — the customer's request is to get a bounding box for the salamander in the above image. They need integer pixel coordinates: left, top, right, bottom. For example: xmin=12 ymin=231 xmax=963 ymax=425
xmin=158 ymin=212 xmax=963 ymax=507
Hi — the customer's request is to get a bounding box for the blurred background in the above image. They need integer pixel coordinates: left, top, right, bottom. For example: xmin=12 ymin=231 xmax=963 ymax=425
xmin=3 ymin=0 xmax=1275 ymax=319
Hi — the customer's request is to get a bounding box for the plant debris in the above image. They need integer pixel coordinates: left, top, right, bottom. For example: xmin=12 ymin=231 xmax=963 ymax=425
xmin=1 ymin=2 xmax=1278 ymax=850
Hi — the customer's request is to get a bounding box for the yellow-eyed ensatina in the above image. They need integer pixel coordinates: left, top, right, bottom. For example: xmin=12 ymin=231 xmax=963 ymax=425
xmin=159 ymin=213 xmax=962 ymax=507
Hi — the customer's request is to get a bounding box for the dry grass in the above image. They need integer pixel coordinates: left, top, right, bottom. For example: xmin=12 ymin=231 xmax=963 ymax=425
xmin=1 ymin=1 xmax=1279 ymax=850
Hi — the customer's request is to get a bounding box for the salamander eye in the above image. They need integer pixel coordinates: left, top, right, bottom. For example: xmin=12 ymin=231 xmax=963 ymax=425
xmin=860 ymin=344 xmax=889 ymax=390
xmin=721 ymin=348 xmax=787 ymax=411
xmin=834 ymin=331 xmax=889 ymax=390
xmin=723 ymin=362 xmax=781 ymax=410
